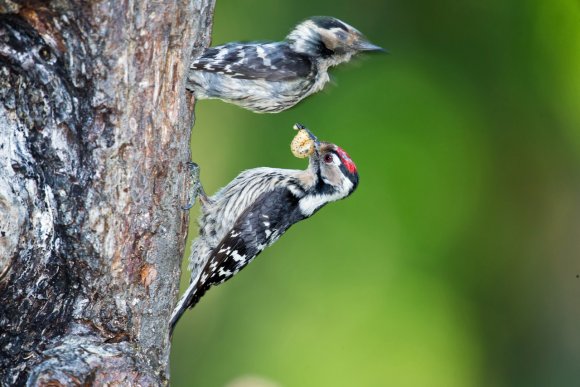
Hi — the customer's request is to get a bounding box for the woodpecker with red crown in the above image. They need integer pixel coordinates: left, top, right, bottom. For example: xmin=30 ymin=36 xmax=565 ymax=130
xmin=170 ymin=125 xmax=359 ymax=334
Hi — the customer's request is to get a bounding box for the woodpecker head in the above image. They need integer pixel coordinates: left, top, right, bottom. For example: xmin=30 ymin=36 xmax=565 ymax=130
xmin=296 ymin=137 xmax=358 ymax=216
xmin=313 ymin=141 xmax=359 ymax=196
xmin=295 ymin=126 xmax=357 ymax=206
xmin=287 ymin=16 xmax=383 ymax=67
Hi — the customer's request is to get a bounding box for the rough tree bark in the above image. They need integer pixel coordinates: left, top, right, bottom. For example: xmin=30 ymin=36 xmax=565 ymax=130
xmin=0 ymin=0 xmax=215 ymax=384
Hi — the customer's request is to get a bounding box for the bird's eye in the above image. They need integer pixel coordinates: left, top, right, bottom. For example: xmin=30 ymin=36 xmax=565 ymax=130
xmin=335 ymin=31 xmax=347 ymax=41
xmin=323 ymin=153 xmax=334 ymax=164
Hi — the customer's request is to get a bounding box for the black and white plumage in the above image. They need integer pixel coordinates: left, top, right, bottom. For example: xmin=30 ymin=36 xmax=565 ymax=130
xmin=170 ymin=135 xmax=359 ymax=334
xmin=186 ymin=16 xmax=383 ymax=113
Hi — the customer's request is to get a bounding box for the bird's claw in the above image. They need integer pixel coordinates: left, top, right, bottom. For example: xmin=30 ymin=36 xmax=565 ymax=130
xmin=182 ymin=161 xmax=204 ymax=210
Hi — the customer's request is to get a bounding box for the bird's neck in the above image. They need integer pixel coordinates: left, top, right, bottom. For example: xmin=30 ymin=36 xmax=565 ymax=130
xmin=298 ymin=179 xmax=345 ymax=217
xmin=320 ymin=52 xmax=354 ymax=69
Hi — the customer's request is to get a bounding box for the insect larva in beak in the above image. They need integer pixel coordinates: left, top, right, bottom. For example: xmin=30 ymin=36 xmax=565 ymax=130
xmin=291 ymin=127 xmax=315 ymax=158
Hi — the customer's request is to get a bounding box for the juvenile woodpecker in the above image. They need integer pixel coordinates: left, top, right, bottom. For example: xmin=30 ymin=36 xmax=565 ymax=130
xmin=170 ymin=127 xmax=359 ymax=334
xmin=186 ymin=16 xmax=383 ymax=113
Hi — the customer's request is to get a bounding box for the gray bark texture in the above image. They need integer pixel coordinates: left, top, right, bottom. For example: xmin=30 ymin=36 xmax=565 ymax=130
xmin=0 ymin=0 xmax=215 ymax=385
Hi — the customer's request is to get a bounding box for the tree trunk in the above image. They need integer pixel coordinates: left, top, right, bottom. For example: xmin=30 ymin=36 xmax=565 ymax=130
xmin=0 ymin=0 xmax=215 ymax=384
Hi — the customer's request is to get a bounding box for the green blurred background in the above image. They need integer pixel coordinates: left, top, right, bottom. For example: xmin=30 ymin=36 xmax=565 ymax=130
xmin=171 ymin=1 xmax=580 ymax=386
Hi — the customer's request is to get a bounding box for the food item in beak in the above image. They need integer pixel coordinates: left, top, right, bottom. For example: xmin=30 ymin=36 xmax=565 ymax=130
xmin=291 ymin=124 xmax=316 ymax=158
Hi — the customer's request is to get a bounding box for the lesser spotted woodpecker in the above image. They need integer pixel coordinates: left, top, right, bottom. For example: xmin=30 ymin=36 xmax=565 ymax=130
xmin=170 ymin=127 xmax=358 ymax=334
xmin=186 ymin=16 xmax=383 ymax=113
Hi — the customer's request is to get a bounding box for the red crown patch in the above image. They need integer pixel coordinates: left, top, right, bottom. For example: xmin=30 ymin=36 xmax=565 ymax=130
xmin=335 ymin=147 xmax=357 ymax=174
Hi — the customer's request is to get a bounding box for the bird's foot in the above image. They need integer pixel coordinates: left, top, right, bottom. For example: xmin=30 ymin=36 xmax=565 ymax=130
xmin=182 ymin=161 xmax=208 ymax=210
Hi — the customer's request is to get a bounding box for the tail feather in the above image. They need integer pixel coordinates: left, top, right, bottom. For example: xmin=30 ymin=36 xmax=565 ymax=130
xmin=169 ymin=268 xmax=211 ymax=337
xmin=170 ymin=281 xmax=199 ymax=337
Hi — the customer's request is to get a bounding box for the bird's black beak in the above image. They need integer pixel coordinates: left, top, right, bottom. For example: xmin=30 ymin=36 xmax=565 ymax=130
xmin=307 ymin=130 xmax=320 ymax=151
xmin=356 ymin=39 xmax=386 ymax=53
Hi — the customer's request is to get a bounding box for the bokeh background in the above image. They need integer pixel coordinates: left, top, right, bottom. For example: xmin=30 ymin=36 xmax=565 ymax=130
xmin=171 ymin=1 xmax=580 ymax=386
